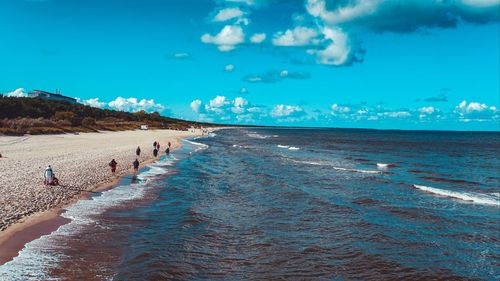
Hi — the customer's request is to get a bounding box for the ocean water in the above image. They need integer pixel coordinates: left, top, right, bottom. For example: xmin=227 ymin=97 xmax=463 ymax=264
xmin=1 ymin=128 xmax=499 ymax=280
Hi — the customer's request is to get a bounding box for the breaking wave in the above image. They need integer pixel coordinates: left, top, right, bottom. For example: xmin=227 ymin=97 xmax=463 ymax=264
xmin=413 ymin=185 xmax=500 ymax=207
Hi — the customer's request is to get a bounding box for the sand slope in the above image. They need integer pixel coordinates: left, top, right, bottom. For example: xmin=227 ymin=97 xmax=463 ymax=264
xmin=0 ymin=129 xmax=198 ymax=231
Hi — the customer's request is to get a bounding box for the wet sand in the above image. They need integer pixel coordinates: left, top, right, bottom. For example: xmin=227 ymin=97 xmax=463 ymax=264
xmin=0 ymin=129 xmax=201 ymax=252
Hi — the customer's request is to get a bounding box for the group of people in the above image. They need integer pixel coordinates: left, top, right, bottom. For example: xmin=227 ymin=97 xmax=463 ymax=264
xmin=152 ymin=140 xmax=171 ymax=158
xmin=44 ymin=140 xmax=172 ymax=186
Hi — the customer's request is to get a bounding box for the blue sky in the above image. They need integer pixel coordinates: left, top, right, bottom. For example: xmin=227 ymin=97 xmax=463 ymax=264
xmin=1 ymin=0 xmax=499 ymax=131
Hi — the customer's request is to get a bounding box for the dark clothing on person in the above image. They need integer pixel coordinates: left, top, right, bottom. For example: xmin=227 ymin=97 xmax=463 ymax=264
xmin=153 ymin=141 xmax=157 ymax=148
xmin=165 ymin=148 xmax=170 ymax=155
xmin=136 ymin=146 xmax=141 ymax=156
xmin=133 ymin=159 xmax=140 ymax=170
xmin=109 ymin=159 xmax=118 ymax=173
xmin=153 ymin=148 xmax=158 ymax=157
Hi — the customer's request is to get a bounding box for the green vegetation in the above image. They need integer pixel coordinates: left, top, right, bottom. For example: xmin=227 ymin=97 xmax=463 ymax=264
xmin=0 ymin=97 xmax=219 ymax=135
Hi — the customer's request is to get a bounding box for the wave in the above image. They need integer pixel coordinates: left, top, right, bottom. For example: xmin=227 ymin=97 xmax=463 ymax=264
xmin=291 ymin=159 xmax=382 ymax=174
xmin=277 ymin=145 xmax=300 ymax=151
xmin=247 ymin=133 xmax=270 ymax=139
xmin=0 ymin=160 xmax=175 ymax=280
xmin=377 ymin=163 xmax=396 ymax=169
xmin=232 ymin=144 xmax=253 ymax=149
xmin=413 ymin=185 xmax=500 ymax=207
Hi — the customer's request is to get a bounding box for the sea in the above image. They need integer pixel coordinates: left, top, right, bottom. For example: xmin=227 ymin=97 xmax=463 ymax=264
xmin=0 ymin=128 xmax=499 ymax=280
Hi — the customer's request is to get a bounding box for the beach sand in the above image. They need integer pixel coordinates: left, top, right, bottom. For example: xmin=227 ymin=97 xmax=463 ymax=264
xmin=0 ymin=129 xmax=200 ymax=235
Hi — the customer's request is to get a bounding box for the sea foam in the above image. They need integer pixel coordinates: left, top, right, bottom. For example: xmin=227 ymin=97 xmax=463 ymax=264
xmin=413 ymin=185 xmax=500 ymax=207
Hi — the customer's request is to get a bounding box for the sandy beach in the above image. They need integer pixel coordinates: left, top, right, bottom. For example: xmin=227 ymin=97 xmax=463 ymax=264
xmin=0 ymin=129 xmax=200 ymax=235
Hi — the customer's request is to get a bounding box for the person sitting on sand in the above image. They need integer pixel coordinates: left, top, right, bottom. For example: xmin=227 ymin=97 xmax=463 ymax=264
xmin=109 ymin=159 xmax=118 ymax=173
xmin=136 ymin=146 xmax=141 ymax=156
xmin=153 ymin=148 xmax=158 ymax=157
xmin=44 ymin=165 xmax=54 ymax=185
xmin=133 ymin=159 xmax=140 ymax=172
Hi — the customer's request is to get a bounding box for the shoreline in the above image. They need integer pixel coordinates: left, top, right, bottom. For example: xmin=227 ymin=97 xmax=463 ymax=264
xmin=0 ymin=128 xmax=212 ymax=266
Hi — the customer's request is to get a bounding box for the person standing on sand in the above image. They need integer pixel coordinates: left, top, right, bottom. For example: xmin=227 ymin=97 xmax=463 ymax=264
xmin=153 ymin=141 xmax=157 ymax=149
xmin=165 ymin=147 xmax=170 ymax=155
xmin=44 ymin=165 xmax=54 ymax=185
xmin=168 ymin=141 xmax=171 ymax=148
xmin=157 ymin=142 xmax=160 ymax=150
xmin=109 ymin=159 xmax=118 ymax=173
xmin=153 ymin=148 xmax=158 ymax=157
xmin=133 ymin=159 xmax=140 ymax=172
xmin=136 ymin=146 xmax=141 ymax=156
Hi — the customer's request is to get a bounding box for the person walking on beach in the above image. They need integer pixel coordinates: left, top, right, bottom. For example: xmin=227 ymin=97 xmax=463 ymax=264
xmin=136 ymin=146 xmax=141 ymax=156
xmin=133 ymin=159 xmax=140 ymax=172
xmin=109 ymin=159 xmax=118 ymax=173
xmin=44 ymin=165 xmax=54 ymax=185
xmin=165 ymin=147 xmax=170 ymax=155
xmin=156 ymin=142 xmax=160 ymax=150
xmin=168 ymin=141 xmax=171 ymax=148
xmin=153 ymin=148 xmax=158 ymax=157
xmin=153 ymin=141 xmax=157 ymax=149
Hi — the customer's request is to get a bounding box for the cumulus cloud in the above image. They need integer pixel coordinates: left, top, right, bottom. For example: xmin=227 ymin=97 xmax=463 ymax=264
xmin=250 ymin=33 xmax=266 ymax=43
xmin=307 ymin=27 xmax=362 ymax=66
xmin=5 ymin=88 xmax=29 ymax=97
xmin=190 ymin=95 xmax=262 ymax=123
xmin=454 ymin=100 xmax=498 ymax=121
xmin=201 ymin=25 xmax=245 ymax=51
xmin=331 ymin=103 xmax=351 ymax=113
xmin=272 ymin=26 xmax=319 ymax=46
xmin=305 ymin=0 xmax=500 ymax=33
xmin=271 ymin=104 xmax=305 ymax=117
xmin=224 ymin=64 xmax=235 ymax=72
xmin=243 ymin=69 xmax=310 ymax=83
xmin=190 ymin=99 xmax=202 ymax=113
xmin=82 ymin=98 xmax=106 ymax=108
xmin=107 ymin=97 xmax=165 ymax=113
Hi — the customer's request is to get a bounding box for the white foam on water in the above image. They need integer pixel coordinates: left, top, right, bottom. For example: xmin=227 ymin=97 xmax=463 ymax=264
xmin=232 ymin=144 xmax=253 ymax=149
xmin=277 ymin=145 xmax=289 ymax=149
xmin=291 ymin=159 xmax=381 ymax=174
xmin=288 ymin=147 xmax=300 ymax=151
xmin=0 ymin=160 xmax=175 ymax=280
xmin=413 ymin=185 xmax=500 ymax=207
xmin=377 ymin=163 xmax=389 ymax=169
xmin=247 ymin=133 xmax=270 ymax=139
xmin=333 ymin=167 xmax=382 ymax=174
xmin=208 ymin=132 xmax=217 ymax=137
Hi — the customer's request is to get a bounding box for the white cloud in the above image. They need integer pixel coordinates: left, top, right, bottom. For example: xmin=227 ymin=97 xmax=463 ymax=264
xmin=250 ymin=33 xmax=266 ymax=43
xmin=209 ymin=95 xmax=230 ymax=108
xmin=306 ymin=0 xmax=379 ymax=25
xmin=272 ymin=26 xmax=319 ymax=46
xmin=231 ymin=97 xmax=248 ymax=114
xmin=108 ymin=97 xmax=165 ymax=113
xmin=213 ymin=7 xmax=245 ymax=22
xmin=308 ymin=27 xmax=352 ymax=66
xmin=82 ymin=98 xmax=106 ymax=108
xmin=201 ymin=25 xmax=245 ymax=51
xmin=224 ymin=64 xmax=235 ymax=72
xmin=271 ymin=104 xmax=304 ymax=117
xmin=5 ymin=88 xmax=28 ymax=97
xmin=240 ymin=87 xmax=249 ymax=94
xmin=418 ymin=106 xmax=436 ymax=115
xmin=190 ymin=99 xmax=202 ymax=113
xmin=331 ymin=103 xmax=351 ymax=113
xmin=454 ymin=100 xmax=498 ymax=121
xmin=378 ymin=111 xmax=411 ymax=118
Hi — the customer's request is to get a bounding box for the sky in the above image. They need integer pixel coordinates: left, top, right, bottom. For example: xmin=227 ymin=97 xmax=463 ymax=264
xmin=1 ymin=0 xmax=499 ymax=131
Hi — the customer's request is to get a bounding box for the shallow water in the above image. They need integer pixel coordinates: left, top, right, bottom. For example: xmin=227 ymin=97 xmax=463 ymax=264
xmin=1 ymin=128 xmax=499 ymax=280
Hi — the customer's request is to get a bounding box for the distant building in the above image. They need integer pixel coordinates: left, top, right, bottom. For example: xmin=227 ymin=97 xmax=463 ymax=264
xmin=28 ymin=89 xmax=77 ymax=104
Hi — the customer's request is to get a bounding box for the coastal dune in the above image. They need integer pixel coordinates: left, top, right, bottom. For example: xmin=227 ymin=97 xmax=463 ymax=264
xmin=0 ymin=129 xmax=198 ymax=232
